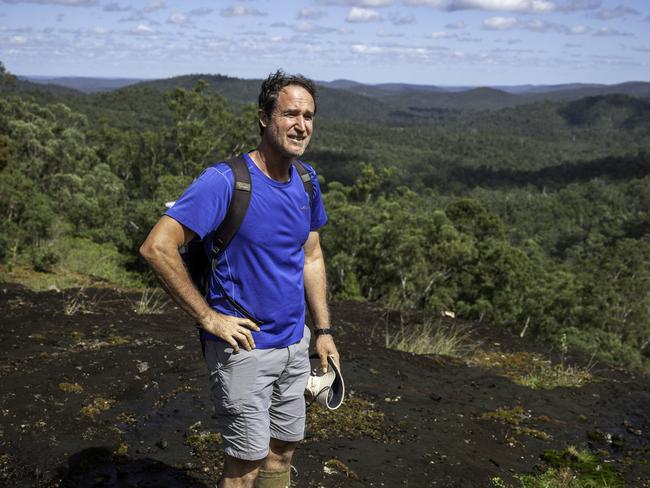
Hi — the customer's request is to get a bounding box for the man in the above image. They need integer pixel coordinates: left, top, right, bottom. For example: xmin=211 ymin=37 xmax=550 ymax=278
xmin=140 ymin=70 xmax=339 ymax=488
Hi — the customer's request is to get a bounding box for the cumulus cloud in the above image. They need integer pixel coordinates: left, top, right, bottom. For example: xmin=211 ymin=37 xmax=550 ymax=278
xmin=133 ymin=24 xmax=154 ymax=34
xmin=482 ymin=15 xmax=591 ymax=34
xmin=447 ymin=0 xmax=555 ymax=12
xmin=593 ymin=27 xmax=632 ymax=37
xmin=9 ymin=35 xmax=28 ymax=44
xmin=482 ymin=16 xmax=518 ymax=29
xmin=568 ymin=24 xmax=588 ymax=34
xmin=595 ymin=5 xmax=639 ymax=20
xmin=431 ymin=30 xmax=453 ymax=38
xmin=167 ymin=12 xmax=188 ymax=25
xmin=221 ymin=6 xmax=266 ymax=17
xmin=351 ymin=43 xmax=426 ymax=55
xmin=297 ymin=8 xmax=326 ymax=20
xmin=346 ymin=7 xmax=383 ymax=22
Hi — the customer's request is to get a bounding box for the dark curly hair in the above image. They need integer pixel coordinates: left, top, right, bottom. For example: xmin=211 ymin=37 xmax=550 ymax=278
xmin=258 ymin=69 xmax=317 ymax=135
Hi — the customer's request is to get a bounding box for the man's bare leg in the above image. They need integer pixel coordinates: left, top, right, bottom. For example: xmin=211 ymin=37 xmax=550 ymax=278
xmin=253 ymin=439 xmax=297 ymax=488
xmin=219 ymin=455 xmax=263 ymax=488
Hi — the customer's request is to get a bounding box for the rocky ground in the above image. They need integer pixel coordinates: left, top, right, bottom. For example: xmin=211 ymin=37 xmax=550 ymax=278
xmin=1 ymin=283 xmax=649 ymax=487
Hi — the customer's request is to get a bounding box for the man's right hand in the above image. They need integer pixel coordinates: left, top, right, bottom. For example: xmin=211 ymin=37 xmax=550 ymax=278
xmin=199 ymin=311 xmax=260 ymax=353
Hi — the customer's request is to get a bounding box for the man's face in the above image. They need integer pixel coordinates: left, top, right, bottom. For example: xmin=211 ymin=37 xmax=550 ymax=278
xmin=260 ymin=85 xmax=315 ymax=159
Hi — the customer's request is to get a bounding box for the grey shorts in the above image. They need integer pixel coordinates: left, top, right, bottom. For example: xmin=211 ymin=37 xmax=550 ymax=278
xmin=203 ymin=325 xmax=311 ymax=461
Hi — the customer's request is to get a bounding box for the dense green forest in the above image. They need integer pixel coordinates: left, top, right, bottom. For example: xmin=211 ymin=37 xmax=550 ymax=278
xmin=1 ymin=63 xmax=649 ymax=372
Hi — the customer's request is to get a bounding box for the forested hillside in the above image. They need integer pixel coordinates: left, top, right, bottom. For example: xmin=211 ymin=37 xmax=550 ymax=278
xmin=1 ymin=64 xmax=648 ymax=372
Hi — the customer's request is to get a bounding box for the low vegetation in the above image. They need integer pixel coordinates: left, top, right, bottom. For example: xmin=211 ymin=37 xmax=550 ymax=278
xmin=491 ymin=446 xmax=625 ymax=488
xmin=305 ymin=395 xmax=387 ymax=442
xmin=1 ymin=63 xmax=648 ymax=372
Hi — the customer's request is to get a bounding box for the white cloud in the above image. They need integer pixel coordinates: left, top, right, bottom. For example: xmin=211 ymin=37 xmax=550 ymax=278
xmin=593 ymin=27 xmax=632 ymax=37
xmin=143 ymin=0 xmax=164 ymax=13
xmin=446 ymin=20 xmax=466 ymax=29
xmin=346 ymin=7 xmax=382 ymax=22
xmin=447 ymin=0 xmax=555 ymax=12
xmin=294 ymin=22 xmax=339 ymax=34
xmin=134 ymin=24 xmax=153 ymax=34
xmin=431 ymin=30 xmax=452 ymax=38
xmin=221 ymin=6 xmax=266 ymax=17
xmin=297 ymin=8 xmax=326 ymax=20
xmin=595 ymin=5 xmax=639 ymax=20
xmin=92 ymin=26 xmax=108 ymax=34
xmin=9 ymin=35 xmax=27 ymax=44
xmin=167 ymin=12 xmax=187 ymax=25
xmin=482 ymin=15 xmax=593 ymax=34
xmin=351 ymin=43 xmax=384 ymax=54
xmin=482 ymin=16 xmax=518 ymax=29
xmin=569 ymin=24 xmax=588 ymax=34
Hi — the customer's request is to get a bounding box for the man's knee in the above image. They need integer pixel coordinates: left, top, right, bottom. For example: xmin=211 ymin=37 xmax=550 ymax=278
xmin=220 ymin=455 xmax=263 ymax=487
xmin=265 ymin=439 xmax=297 ymax=468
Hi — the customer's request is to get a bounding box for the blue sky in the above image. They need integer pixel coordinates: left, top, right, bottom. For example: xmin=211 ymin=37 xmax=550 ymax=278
xmin=0 ymin=0 xmax=648 ymax=85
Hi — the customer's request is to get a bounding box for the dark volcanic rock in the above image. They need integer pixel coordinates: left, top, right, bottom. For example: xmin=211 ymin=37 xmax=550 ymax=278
xmin=0 ymin=284 xmax=648 ymax=487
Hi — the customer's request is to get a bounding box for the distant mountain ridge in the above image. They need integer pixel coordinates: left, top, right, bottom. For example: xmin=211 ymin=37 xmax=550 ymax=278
xmin=10 ymin=74 xmax=650 ymax=125
xmin=19 ymin=76 xmax=148 ymax=93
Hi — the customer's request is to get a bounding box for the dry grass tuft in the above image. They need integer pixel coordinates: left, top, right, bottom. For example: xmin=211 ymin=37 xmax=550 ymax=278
xmin=385 ymin=322 xmax=473 ymax=357
xmin=132 ymin=288 xmax=167 ymax=315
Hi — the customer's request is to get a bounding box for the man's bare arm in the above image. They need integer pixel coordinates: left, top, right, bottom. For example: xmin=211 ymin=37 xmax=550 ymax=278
xmin=303 ymin=231 xmax=339 ymax=372
xmin=139 ymin=215 xmax=259 ymax=352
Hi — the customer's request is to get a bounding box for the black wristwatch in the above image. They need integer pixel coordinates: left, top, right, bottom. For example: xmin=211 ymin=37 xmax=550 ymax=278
xmin=314 ymin=327 xmax=334 ymax=337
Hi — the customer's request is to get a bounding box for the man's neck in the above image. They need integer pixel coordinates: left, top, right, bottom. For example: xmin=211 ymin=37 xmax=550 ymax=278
xmin=249 ymin=145 xmax=294 ymax=182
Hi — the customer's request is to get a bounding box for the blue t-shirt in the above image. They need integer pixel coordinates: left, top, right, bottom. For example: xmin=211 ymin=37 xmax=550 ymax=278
xmin=166 ymin=153 xmax=327 ymax=349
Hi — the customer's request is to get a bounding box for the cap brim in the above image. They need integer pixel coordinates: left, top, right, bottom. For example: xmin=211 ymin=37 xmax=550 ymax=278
xmin=325 ymin=355 xmax=344 ymax=410
xmin=305 ymin=355 xmax=345 ymax=410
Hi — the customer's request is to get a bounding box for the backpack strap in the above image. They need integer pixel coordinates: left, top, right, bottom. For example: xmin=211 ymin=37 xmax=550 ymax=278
xmin=293 ymin=160 xmax=314 ymax=204
xmin=212 ymin=155 xmax=251 ymax=257
xmin=207 ymin=155 xmax=262 ymax=326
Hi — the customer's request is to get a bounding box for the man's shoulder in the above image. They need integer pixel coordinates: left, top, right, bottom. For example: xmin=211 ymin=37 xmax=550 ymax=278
xmin=296 ymin=160 xmax=317 ymax=175
xmin=194 ymin=162 xmax=235 ymax=187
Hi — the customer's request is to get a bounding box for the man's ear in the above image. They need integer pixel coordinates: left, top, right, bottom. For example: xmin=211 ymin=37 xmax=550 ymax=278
xmin=258 ymin=109 xmax=269 ymax=130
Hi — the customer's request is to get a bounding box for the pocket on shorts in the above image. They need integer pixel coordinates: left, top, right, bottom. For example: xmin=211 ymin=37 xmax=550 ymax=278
xmin=208 ymin=342 xmax=258 ymax=415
